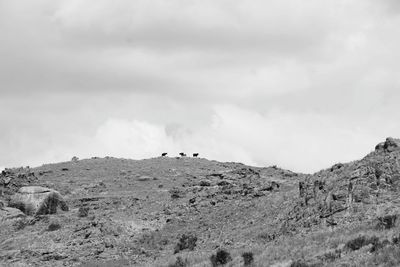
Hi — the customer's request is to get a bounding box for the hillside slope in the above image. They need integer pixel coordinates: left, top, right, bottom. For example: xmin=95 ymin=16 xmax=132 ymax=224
xmin=1 ymin=138 xmax=400 ymax=266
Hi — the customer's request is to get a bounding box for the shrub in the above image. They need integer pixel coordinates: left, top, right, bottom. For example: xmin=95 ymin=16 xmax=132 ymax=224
xmin=370 ymin=239 xmax=390 ymax=253
xmin=345 ymin=235 xmax=379 ymax=251
xmin=136 ymin=231 xmax=169 ymax=251
xmin=78 ymin=206 xmax=89 ymax=217
xmin=376 ymin=214 xmax=397 ymax=230
xmin=392 ymin=234 xmax=400 ymax=245
xmin=375 ymin=168 xmax=383 ymax=179
xmin=168 ymin=256 xmax=188 ymax=267
xmin=242 ymin=252 xmax=254 ymax=266
xmin=210 ymin=249 xmax=232 ymax=267
xmin=47 ymin=221 xmax=62 ymax=231
xmin=14 ymin=218 xmax=29 ymax=231
xmin=174 ymin=233 xmax=197 ymax=254
xmin=257 ymin=232 xmax=276 ymax=242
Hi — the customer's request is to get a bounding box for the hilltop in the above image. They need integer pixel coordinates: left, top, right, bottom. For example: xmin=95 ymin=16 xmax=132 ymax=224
xmin=1 ymin=138 xmax=400 ymax=266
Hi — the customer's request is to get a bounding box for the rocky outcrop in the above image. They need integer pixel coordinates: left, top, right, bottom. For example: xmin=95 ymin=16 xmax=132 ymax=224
xmin=375 ymin=137 xmax=400 ymax=152
xmin=0 ymin=167 xmax=37 ymax=195
xmin=8 ymin=186 xmax=68 ymax=216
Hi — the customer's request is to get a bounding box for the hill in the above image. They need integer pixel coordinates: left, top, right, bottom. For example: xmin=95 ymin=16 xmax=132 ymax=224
xmin=1 ymin=138 xmax=400 ymax=266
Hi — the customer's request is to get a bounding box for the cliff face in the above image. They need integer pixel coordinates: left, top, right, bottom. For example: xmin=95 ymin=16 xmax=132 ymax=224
xmin=1 ymin=139 xmax=400 ymax=266
xmin=283 ymin=137 xmax=400 ymax=233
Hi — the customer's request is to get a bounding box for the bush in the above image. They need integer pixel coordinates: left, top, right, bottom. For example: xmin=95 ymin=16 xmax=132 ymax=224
xmin=210 ymin=249 xmax=232 ymax=267
xmin=370 ymin=239 xmax=390 ymax=253
xmin=168 ymin=256 xmax=188 ymax=267
xmin=174 ymin=233 xmax=197 ymax=254
xmin=392 ymin=234 xmax=400 ymax=245
xmin=47 ymin=221 xmax=62 ymax=231
xmin=78 ymin=206 xmax=89 ymax=217
xmin=136 ymin=231 xmax=169 ymax=251
xmin=257 ymin=232 xmax=276 ymax=242
xmin=376 ymin=214 xmax=397 ymax=230
xmin=345 ymin=235 xmax=379 ymax=251
xmin=14 ymin=218 xmax=30 ymax=231
xmin=242 ymin=252 xmax=254 ymax=266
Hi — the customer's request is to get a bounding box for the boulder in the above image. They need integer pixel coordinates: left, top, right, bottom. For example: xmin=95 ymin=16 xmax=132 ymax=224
xmin=8 ymin=186 xmax=68 ymax=216
xmin=0 ymin=207 xmax=26 ymax=221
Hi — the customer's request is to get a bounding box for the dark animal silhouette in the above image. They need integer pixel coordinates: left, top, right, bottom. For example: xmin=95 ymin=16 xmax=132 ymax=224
xmin=179 ymin=152 xmax=186 ymax=157
xmin=193 ymin=153 xmax=199 ymax=157
xmin=161 ymin=153 xmax=168 ymax=157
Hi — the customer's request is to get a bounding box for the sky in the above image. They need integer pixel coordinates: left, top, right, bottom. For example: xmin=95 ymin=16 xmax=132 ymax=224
xmin=1 ymin=0 xmax=400 ymax=173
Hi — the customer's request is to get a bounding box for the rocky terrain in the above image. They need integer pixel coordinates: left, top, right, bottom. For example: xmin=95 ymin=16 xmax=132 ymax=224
xmin=1 ymin=138 xmax=400 ymax=266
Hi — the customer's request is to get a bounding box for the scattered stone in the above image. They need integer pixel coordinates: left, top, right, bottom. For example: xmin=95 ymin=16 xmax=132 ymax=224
xmin=199 ymin=180 xmax=211 ymax=186
xmin=330 ymin=163 xmax=344 ymax=172
xmin=169 ymin=188 xmax=185 ymax=199
xmin=217 ymin=180 xmax=233 ymax=186
xmin=262 ymin=181 xmax=280 ymax=191
xmin=137 ymin=176 xmax=152 ymax=181
xmin=207 ymin=173 xmax=224 ymax=179
xmin=38 ymin=170 xmax=53 ymax=176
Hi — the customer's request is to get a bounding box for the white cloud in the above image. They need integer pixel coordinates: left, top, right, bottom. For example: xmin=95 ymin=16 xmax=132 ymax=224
xmin=75 ymin=105 xmax=380 ymax=173
xmin=1 ymin=0 xmax=400 ymax=172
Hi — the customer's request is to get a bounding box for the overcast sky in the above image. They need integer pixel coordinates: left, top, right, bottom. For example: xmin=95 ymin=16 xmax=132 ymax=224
xmin=1 ymin=0 xmax=400 ymax=173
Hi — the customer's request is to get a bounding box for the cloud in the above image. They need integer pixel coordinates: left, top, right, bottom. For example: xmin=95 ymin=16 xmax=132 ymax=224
xmin=73 ymin=105 xmax=381 ymax=173
xmin=1 ymin=0 xmax=400 ymax=172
